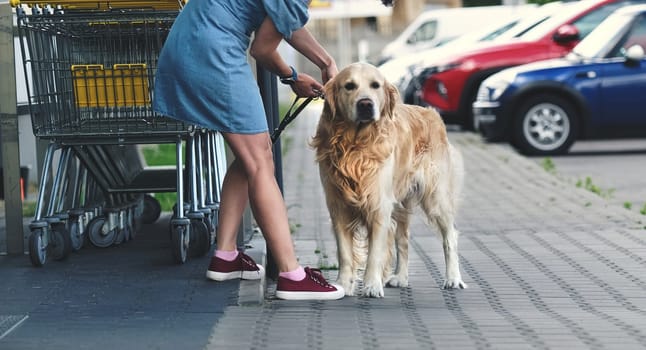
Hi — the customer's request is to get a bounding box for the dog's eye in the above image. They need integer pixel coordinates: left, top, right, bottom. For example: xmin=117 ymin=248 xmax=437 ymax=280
xmin=344 ymin=82 xmax=357 ymax=91
xmin=370 ymin=81 xmax=381 ymax=89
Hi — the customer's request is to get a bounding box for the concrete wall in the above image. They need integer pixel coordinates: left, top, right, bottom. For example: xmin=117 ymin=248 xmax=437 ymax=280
xmin=5 ymin=33 xmax=39 ymax=189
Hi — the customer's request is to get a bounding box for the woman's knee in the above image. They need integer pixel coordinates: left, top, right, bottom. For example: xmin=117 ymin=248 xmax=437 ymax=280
xmin=235 ymin=153 xmax=275 ymax=178
xmin=224 ymin=134 xmax=275 ymax=177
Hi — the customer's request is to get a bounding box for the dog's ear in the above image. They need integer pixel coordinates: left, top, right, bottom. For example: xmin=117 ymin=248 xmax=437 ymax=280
xmin=322 ymin=79 xmax=336 ymax=120
xmin=384 ymin=80 xmax=400 ymax=119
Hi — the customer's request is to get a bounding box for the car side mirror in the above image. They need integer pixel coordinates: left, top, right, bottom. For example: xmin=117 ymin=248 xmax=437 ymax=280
xmin=553 ymin=24 xmax=580 ymax=44
xmin=625 ymin=44 xmax=645 ymax=62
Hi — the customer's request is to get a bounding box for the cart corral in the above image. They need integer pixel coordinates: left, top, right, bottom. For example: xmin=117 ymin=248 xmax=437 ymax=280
xmin=12 ymin=0 xmax=227 ymax=266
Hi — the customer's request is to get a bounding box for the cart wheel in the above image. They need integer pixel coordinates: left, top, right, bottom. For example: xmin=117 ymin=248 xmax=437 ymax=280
xmin=171 ymin=223 xmax=189 ymax=264
xmin=206 ymin=215 xmax=215 ymax=247
xmin=68 ymin=219 xmax=83 ymax=251
xmin=127 ymin=209 xmax=137 ymax=241
xmin=168 ymin=205 xmax=178 ymax=238
xmin=124 ymin=222 xmax=133 ymax=242
xmin=29 ymin=229 xmax=47 ymax=267
xmin=208 ymin=211 xmax=218 ymax=246
xmin=114 ymin=227 xmax=126 ymax=245
xmin=141 ymin=194 xmax=162 ymax=224
xmin=87 ymin=216 xmax=117 ymax=248
xmin=189 ymin=219 xmax=210 ymax=257
xmin=50 ymin=225 xmax=72 ymax=261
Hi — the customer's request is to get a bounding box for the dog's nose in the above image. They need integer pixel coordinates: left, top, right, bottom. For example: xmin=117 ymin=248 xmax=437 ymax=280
xmin=356 ymin=98 xmax=375 ymax=122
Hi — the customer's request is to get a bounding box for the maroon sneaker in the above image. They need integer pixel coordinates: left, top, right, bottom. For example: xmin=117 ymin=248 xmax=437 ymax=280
xmin=275 ymin=267 xmax=345 ymax=300
xmin=206 ymin=252 xmax=264 ymax=281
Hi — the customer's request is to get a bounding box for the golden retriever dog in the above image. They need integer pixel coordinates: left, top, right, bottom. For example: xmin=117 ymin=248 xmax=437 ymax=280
xmin=311 ymin=62 xmax=467 ymax=297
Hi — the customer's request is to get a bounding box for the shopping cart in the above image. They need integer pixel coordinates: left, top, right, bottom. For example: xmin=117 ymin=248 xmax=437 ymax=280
xmin=13 ymin=0 xmax=225 ymax=266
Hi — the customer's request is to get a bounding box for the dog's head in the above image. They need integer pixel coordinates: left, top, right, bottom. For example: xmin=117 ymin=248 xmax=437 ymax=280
xmin=322 ymin=62 xmax=399 ymax=124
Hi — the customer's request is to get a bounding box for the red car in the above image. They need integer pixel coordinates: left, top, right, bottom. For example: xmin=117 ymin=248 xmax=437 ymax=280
xmin=416 ymin=0 xmax=646 ymax=130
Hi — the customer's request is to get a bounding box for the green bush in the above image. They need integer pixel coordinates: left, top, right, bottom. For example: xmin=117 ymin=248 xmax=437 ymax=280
xmin=142 ymin=144 xmax=180 ymax=212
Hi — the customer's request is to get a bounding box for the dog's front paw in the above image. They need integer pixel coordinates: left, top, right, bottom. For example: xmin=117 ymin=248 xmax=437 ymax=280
xmin=386 ymin=275 xmax=409 ymax=288
xmin=363 ymin=280 xmax=385 ymax=298
xmin=336 ymin=276 xmax=356 ymax=296
xmin=442 ymin=278 xmax=468 ymax=290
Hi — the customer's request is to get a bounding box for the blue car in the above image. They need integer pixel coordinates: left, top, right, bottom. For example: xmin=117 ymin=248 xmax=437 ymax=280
xmin=473 ymin=4 xmax=646 ymax=155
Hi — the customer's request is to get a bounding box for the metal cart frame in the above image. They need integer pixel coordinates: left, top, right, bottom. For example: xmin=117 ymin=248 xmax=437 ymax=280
xmin=14 ymin=2 xmax=224 ymax=266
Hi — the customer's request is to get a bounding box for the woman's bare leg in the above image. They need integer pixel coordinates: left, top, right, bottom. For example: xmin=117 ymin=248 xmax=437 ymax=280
xmin=216 ymin=131 xmax=299 ymax=273
xmin=214 ymin=159 xmax=249 ymax=251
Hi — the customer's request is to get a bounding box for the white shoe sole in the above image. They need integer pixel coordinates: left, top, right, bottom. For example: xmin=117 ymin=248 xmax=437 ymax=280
xmin=275 ymin=284 xmax=345 ymax=300
xmin=206 ymin=264 xmax=265 ymax=281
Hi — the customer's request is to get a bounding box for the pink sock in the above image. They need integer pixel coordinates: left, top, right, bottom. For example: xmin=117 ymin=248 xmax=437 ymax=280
xmin=215 ymin=249 xmax=239 ymax=262
xmin=279 ymin=266 xmax=306 ymax=281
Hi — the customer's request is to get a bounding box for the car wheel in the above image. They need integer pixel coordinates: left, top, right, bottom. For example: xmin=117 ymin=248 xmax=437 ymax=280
xmin=461 ymin=89 xmax=478 ymax=132
xmin=512 ymin=94 xmax=578 ymax=156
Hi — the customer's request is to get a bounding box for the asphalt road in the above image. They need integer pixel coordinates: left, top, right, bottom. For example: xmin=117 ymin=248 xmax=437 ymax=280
xmin=528 ymin=138 xmax=646 ymax=215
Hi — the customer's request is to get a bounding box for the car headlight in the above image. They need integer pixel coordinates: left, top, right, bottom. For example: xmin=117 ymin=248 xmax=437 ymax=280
xmin=395 ymin=65 xmax=417 ymax=92
xmin=481 ymin=71 xmax=516 ymax=101
xmin=436 ymin=81 xmax=448 ymax=99
xmin=436 ymin=61 xmax=462 ymax=73
xmin=409 ymin=66 xmax=438 ymax=90
xmin=409 ymin=61 xmax=461 ymax=90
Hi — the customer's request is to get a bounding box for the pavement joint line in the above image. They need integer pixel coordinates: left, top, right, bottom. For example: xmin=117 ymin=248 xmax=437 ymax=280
xmin=410 ymin=236 xmax=491 ymax=349
xmin=466 ymin=234 xmax=603 ymax=350
xmin=237 ymin=232 xmax=267 ymax=306
xmin=458 ymin=254 xmax=551 ymax=350
xmin=0 ymin=315 xmax=29 ymax=341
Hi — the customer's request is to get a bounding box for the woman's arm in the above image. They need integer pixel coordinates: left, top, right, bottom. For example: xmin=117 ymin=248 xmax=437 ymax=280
xmin=250 ymin=17 xmax=325 ymax=97
xmin=285 ymin=27 xmax=337 ymax=83
xmin=249 ymin=17 xmax=292 ymax=78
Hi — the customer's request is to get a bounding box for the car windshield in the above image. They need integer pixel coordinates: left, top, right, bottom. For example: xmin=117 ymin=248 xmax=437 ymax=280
xmin=437 ymin=6 xmax=541 ymax=47
xmin=493 ymin=2 xmax=565 ymax=41
xmin=572 ymin=11 xmax=634 ymax=58
xmin=512 ymin=0 xmax=589 ymax=40
xmin=521 ymin=0 xmax=646 ymax=42
xmin=442 ymin=18 xmax=521 ymax=47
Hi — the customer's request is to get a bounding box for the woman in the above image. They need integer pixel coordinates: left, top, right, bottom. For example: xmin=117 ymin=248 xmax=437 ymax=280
xmin=153 ymin=0 xmax=343 ymax=300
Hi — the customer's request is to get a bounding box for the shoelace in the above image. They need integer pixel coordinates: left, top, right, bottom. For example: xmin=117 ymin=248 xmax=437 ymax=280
xmin=305 ymin=267 xmax=333 ymax=287
xmin=240 ymin=253 xmax=258 ymax=270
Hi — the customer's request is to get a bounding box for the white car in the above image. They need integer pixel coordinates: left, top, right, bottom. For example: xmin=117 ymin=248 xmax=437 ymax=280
xmin=379 ymin=2 xmax=566 ymax=104
xmin=377 ymin=5 xmax=537 ymax=65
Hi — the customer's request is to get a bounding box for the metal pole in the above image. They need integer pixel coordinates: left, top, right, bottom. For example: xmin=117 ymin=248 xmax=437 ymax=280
xmin=257 ymin=68 xmax=283 ymax=192
xmin=256 ymin=65 xmax=280 ymax=279
xmin=0 ymin=4 xmax=24 ymax=255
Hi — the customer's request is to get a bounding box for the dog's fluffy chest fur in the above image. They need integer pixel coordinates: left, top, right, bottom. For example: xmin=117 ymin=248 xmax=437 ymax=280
xmin=314 ymin=107 xmax=443 ymax=210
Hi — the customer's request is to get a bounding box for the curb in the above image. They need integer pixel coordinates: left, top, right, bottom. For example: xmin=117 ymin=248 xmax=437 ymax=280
xmin=236 ymin=232 xmax=267 ymax=306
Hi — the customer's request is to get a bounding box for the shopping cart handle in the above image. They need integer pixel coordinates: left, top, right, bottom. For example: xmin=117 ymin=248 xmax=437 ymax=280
xmin=114 ymin=64 xmax=147 ymax=70
xmin=71 ymin=64 xmax=104 ymax=71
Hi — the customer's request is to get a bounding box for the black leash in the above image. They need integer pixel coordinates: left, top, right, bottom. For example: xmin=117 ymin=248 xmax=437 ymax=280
xmin=270 ymin=95 xmax=320 ymax=144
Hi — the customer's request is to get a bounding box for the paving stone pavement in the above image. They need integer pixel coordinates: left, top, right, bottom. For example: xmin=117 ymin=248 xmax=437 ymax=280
xmin=206 ymin=101 xmax=646 ymax=350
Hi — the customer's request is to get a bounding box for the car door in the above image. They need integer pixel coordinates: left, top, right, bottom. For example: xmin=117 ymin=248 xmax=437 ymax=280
xmin=599 ymin=12 xmax=646 ymax=127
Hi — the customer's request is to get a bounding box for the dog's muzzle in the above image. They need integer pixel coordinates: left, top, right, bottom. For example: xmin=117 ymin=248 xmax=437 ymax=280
xmin=356 ymin=98 xmax=375 ymax=123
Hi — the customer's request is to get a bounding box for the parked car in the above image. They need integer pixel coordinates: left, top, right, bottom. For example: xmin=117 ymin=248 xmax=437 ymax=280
xmin=380 ymin=17 xmax=524 ymax=87
xmin=412 ymin=0 xmax=646 ymax=131
xmin=473 ymin=4 xmax=646 ymax=155
xmin=377 ymin=5 xmax=536 ymax=65
xmin=382 ymin=1 xmax=565 ymax=103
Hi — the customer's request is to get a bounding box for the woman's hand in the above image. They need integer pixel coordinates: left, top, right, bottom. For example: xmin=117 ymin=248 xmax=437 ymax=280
xmin=321 ymin=61 xmax=338 ymax=84
xmin=290 ymin=73 xmax=324 ymax=98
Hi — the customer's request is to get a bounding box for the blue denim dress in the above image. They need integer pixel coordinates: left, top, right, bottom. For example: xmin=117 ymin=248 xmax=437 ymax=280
xmin=153 ymin=0 xmax=309 ymax=133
